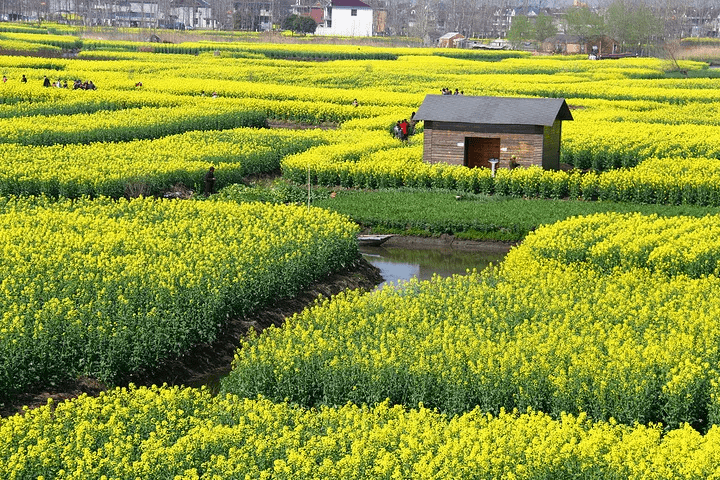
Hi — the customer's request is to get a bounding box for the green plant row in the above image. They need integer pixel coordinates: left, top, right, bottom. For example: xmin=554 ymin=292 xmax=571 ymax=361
xmin=234 ymin=46 xmax=398 ymax=61
xmin=0 ymin=92 xmax=391 ymax=145
xmin=0 ymin=196 xmax=358 ymax=399
xmin=4 ymin=385 xmax=720 ymax=479
xmin=0 ymin=31 xmax=82 ymax=50
xmin=432 ymin=49 xmax=531 ymax=61
xmin=681 ymin=37 xmax=720 ymax=46
xmin=0 ymin=39 xmax=61 ymax=55
xmin=79 ymin=39 xmax=401 ymax=60
xmin=313 ymin=189 xmax=720 ymax=241
xmin=0 ymin=24 xmax=51 ymax=34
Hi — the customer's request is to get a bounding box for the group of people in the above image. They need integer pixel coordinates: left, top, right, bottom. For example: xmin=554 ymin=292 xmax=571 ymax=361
xmin=441 ymin=88 xmax=463 ymax=95
xmin=2 ymin=74 xmax=27 ymax=83
xmin=42 ymin=75 xmax=96 ymax=90
xmin=393 ymin=113 xmax=416 ymax=141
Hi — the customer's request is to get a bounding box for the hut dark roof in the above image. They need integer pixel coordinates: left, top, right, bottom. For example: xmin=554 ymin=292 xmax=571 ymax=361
xmin=413 ymin=95 xmax=573 ymax=126
xmin=332 ymin=0 xmax=371 ymax=7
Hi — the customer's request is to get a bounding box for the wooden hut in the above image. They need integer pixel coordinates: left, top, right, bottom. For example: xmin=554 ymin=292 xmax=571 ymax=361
xmin=438 ymin=32 xmax=465 ymax=48
xmin=413 ymin=95 xmax=573 ymax=170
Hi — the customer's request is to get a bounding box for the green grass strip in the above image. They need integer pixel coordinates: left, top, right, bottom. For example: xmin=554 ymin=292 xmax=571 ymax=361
xmin=314 ymin=188 xmax=720 ymax=241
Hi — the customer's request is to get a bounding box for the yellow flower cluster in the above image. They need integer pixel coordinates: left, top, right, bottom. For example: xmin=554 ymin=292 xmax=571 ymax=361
xmin=0 ymin=35 xmax=714 ymax=205
xmin=0 ymin=127 xmax=328 ymax=197
xmin=0 ymin=39 xmax=61 ymax=54
xmin=223 ymin=212 xmax=720 ymax=431
xmin=0 ymin=196 xmax=358 ymax=397
xmin=0 ymin=31 xmax=81 ymax=50
xmin=515 ymin=211 xmax=720 ymax=277
xmin=2 ymin=385 xmax=720 ymax=479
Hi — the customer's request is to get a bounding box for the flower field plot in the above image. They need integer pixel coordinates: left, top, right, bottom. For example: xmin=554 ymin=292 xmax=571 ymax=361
xmin=3 ymin=385 xmax=720 ymax=479
xmin=0 ymin=128 xmax=330 ymax=197
xmin=0 ymin=31 xmax=719 ymax=203
xmin=4 ymin=28 xmax=720 ymax=478
xmin=0 ymin=196 xmax=358 ymax=400
xmin=221 ymin=226 xmax=720 ymax=432
xmin=217 ymin=213 xmax=720 ymax=474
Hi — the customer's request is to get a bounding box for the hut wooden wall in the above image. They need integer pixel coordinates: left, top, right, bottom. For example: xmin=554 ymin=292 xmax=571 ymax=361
xmin=542 ymin=120 xmax=562 ymax=169
xmin=422 ymin=121 xmax=546 ymax=169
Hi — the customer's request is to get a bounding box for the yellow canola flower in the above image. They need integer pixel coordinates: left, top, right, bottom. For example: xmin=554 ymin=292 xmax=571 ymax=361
xmin=3 ymin=386 xmax=720 ymax=479
xmin=223 ymin=212 xmax=720 ymax=432
xmin=0 ymin=196 xmax=357 ymax=397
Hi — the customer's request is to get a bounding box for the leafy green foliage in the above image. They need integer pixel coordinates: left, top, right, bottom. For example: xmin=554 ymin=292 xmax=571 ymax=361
xmin=281 ymin=14 xmax=318 ymax=35
xmin=314 ymin=188 xmax=720 ymax=240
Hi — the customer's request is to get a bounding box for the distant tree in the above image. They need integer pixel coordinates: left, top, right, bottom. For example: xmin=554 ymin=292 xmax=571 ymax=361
xmin=507 ymin=15 xmax=533 ymax=48
xmin=534 ymin=13 xmax=556 ymax=42
xmin=605 ymin=0 xmax=662 ymax=54
xmin=565 ymin=5 xmax=604 ymax=44
xmin=282 ymin=14 xmax=317 ymax=34
xmin=296 ymin=15 xmax=318 ymax=34
xmin=233 ymin=0 xmax=265 ymax=31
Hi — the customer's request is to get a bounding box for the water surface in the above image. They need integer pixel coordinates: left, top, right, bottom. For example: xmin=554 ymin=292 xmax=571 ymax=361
xmin=360 ymin=243 xmax=509 ymax=289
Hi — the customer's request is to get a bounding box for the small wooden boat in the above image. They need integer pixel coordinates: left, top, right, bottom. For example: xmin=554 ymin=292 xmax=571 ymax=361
xmin=357 ymin=234 xmax=394 ymax=247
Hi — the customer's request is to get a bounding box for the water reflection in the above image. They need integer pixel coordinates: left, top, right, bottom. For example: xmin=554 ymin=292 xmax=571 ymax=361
xmin=360 ymin=243 xmax=509 ymax=289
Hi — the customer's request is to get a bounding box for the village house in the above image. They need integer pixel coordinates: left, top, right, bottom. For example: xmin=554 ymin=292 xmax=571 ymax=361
xmin=314 ymin=0 xmax=373 ymax=37
xmin=169 ymin=0 xmax=216 ymax=30
xmin=413 ymin=95 xmax=573 ymax=171
xmin=291 ymin=1 xmax=324 ymax=24
xmin=108 ymin=0 xmax=158 ymax=27
xmin=541 ymin=34 xmax=619 ymax=56
xmin=438 ymin=31 xmax=464 ymax=48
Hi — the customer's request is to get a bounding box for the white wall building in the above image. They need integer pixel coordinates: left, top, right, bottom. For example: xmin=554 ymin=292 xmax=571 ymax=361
xmin=315 ymin=0 xmax=373 ymax=37
xmin=170 ymin=0 xmax=216 ymax=29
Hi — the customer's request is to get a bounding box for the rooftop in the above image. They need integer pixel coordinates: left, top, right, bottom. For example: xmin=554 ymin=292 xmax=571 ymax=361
xmin=332 ymin=0 xmax=372 ymax=8
xmin=413 ymin=95 xmax=573 ymax=126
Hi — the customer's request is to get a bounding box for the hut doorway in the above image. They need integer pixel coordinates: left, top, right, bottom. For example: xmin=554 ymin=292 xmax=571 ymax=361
xmin=465 ymin=137 xmax=500 ymax=169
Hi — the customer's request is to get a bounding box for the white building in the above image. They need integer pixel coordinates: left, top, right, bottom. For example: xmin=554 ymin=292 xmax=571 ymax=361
xmin=169 ymin=0 xmax=216 ymax=29
xmin=114 ymin=1 xmax=159 ymax=27
xmin=44 ymin=0 xmax=216 ymax=29
xmin=315 ymin=0 xmax=373 ymax=37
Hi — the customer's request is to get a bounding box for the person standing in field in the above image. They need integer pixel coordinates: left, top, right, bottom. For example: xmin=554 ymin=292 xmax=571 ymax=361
xmin=21 ymin=74 xmax=27 ymax=83
xmin=393 ymin=121 xmax=401 ymax=139
xmin=43 ymin=76 xmax=50 ymax=87
xmin=399 ymin=119 xmax=409 ymax=141
xmin=204 ymin=166 xmax=216 ymax=196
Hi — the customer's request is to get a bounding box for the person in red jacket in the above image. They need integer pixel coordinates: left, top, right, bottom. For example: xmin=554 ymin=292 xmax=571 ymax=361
xmin=399 ymin=119 xmax=409 ymax=141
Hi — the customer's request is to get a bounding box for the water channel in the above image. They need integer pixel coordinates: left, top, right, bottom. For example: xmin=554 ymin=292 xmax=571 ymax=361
xmin=359 ymin=238 xmax=512 ymax=288
xmin=188 ymin=238 xmax=513 ymax=393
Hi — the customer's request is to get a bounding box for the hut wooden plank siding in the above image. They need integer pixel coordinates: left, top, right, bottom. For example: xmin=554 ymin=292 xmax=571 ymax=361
xmin=413 ymin=95 xmax=573 ymax=170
